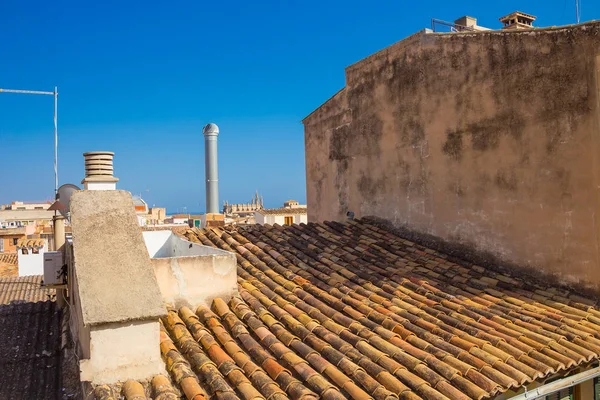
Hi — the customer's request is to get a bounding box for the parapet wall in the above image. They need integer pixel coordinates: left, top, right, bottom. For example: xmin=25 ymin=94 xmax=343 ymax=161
xmin=303 ymin=22 xmax=600 ymax=291
xmin=143 ymin=231 xmax=238 ymax=307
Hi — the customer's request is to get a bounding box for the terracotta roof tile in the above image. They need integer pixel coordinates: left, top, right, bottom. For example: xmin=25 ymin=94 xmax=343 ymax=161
xmin=0 ymin=300 xmax=70 ymax=399
xmin=16 ymin=238 xmax=45 ymax=248
xmin=0 ymin=253 xmax=18 ymax=277
xmin=257 ymin=208 xmax=308 ymax=216
xmin=93 ymin=219 xmax=600 ymax=399
xmin=0 ymin=253 xmax=17 ymax=266
xmin=0 ymin=275 xmax=55 ymax=305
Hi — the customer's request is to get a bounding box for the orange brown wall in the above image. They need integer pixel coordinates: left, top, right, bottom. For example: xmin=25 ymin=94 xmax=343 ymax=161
xmin=1 ymin=236 xmax=22 ymax=253
xmin=303 ymin=24 xmax=600 ymax=291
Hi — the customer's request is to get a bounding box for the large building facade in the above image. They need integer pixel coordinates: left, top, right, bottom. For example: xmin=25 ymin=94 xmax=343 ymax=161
xmin=303 ymin=21 xmax=600 ymax=291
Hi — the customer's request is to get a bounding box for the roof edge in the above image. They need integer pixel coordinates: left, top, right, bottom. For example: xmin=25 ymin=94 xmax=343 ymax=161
xmin=302 ymin=87 xmax=347 ymax=124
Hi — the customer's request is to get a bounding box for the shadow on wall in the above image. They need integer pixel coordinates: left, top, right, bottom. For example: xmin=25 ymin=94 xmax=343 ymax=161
xmin=365 ymin=216 xmax=600 ymax=300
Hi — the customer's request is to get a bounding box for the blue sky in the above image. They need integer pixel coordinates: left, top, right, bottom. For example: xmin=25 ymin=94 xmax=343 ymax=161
xmin=0 ymin=1 xmax=596 ymax=213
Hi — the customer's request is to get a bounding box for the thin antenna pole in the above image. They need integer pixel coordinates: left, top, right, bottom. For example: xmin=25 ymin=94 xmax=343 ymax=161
xmin=576 ymin=0 xmax=580 ymax=24
xmin=54 ymin=87 xmax=58 ymax=195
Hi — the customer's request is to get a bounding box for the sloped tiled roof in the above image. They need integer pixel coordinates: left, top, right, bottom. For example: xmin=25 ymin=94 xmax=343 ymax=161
xmin=94 ymin=219 xmax=600 ymax=400
xmin=0 ymin=275 xmax=82 ymax=400
xmin=0 ymin=253 xmax=17 ymax=266
xmin=0 ymin=301 xmax=62 ymax=400
xmin=0 ymin=253 xmax=18 ymax=277
xmin=0 ymin=275 xmax=55 ymax=305
xmin=258 ymin=207 xmax=308 ymax=216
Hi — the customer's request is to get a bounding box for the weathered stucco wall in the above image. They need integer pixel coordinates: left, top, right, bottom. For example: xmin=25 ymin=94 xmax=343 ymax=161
xmin=80 ymin=321 xmax=164 ymax=384
xmin=142 ymin=230 xmax=238 ymax=307
xmin=303 ymin=23 xmax=600 ymax=291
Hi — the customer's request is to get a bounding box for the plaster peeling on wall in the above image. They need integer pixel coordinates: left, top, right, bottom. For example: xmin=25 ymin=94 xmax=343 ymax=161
xmin=169 ymin=258 xmax=187 ymax=299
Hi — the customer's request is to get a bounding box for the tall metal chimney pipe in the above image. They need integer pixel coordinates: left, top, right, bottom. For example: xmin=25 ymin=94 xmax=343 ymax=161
xmin=202 ymin=123 xmax=219 ymax=214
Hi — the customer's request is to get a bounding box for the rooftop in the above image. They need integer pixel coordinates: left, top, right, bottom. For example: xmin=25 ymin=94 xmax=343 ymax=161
xmin=257 ymin=207 xmax=308 ymax=216
xmin=169 ymin=213 xmax=204 ymax=219
xmin=0 ymin=276 xmax=81 ymax=399
xmin=0 ymin=275 xmax=54 ymax=305
xmin=92 ymin=219 xmax=600 ymax=399
xmin=0 ymin=254 xmax=18 ymax=277
xmin=0 ymin=227 xmax=26 ymax=236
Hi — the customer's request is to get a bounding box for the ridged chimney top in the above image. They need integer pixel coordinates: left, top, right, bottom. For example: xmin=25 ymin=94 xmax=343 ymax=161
xmin=203 ymin=123 xmax=219 ymax=136
xmin=82 ymin=151 xmax=118 ymax=186
xmin=83 ymin=151 xmax=115 ymax=157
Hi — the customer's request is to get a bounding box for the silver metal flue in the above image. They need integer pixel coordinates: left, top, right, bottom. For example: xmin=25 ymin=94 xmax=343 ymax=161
xmin=202 ymin=123 xmax=219 ymax=214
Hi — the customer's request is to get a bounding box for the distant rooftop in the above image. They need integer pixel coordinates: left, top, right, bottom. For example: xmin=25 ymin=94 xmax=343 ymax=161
xmin=256 ymin=206 xmax=308 ymax=215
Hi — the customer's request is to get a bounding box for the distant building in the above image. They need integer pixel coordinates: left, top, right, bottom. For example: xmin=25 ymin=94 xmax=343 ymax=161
xmin=132 ymin=196 xmax=148 ymax=214
xmin=147 ymin=207 xmax=166 ymax=225
xmin=132 ymin=197 xmax=168 ymax=226
xmin=201 ymin=213 xmax=224 ymax=228
xmin=223 ymin=192 xmax=264 ymax=216
xmin=39 ymin=225 xmax=72 ymax=252
xmin=1 ymin=201 xmax=51 ymax=211
xmin=283 ymin=199 xmax=304 ymax=208
xmin=16 ymin=238 xmax=47 ymax=276
xmin=255 ymin=200 xmax=307 ymax=226
xmin=165 ymin=214 xmax=203 ymax=227
xmin=0 ymin=208 xmax=55 ymax=229
xmin=0 ymin=226 xmax=36 ymax=253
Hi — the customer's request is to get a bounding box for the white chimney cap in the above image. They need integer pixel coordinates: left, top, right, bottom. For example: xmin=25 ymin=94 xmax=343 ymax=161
xmin=203 ymin=123 xmax=219 ymax=136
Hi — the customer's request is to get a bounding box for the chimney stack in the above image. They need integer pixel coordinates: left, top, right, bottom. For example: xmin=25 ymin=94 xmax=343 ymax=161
xmin=203 ymin=123 xmax=219 ymax=214
xmin=81 ymin=151 xmax=119 ymax=190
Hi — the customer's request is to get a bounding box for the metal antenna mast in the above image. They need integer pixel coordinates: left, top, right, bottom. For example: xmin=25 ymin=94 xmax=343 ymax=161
xmin=576 ymin=0 xmax=581 ymax=24
xmin=0 ymin=87 xmax=59 ymax=195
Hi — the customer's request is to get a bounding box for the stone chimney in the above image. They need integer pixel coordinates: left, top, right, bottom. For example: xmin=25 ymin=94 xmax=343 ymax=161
xmin=68 ymin=190 xmax=166 ymax=385
xmin=81 ymin=151 xmax=119 ymax=190
xmin=499 ymin=11 xmax=536 ymax=30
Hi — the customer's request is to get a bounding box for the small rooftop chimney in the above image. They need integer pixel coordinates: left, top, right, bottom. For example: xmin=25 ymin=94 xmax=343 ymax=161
xmin=81 ymin=151 xmax=119 ymax=190
xmin=203 ymin=123 xmax=219 ymax=214
xmin=499 ymin=11 xmax=536 ymax=30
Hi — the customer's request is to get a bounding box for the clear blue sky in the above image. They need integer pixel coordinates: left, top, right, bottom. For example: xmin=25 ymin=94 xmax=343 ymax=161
xmin=0 ymin=1 xmax=596 ymax=213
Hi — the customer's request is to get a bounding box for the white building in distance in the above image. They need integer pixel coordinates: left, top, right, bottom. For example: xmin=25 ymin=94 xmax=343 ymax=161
xmin=254 ymin=200 xmax=307 ymax=226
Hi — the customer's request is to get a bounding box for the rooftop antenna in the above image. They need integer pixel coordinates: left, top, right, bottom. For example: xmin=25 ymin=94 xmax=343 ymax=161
xmin=0 ymin=86 xmax=58 ymax=195
xmin=576 ymin=0 xmax=581 ymax=24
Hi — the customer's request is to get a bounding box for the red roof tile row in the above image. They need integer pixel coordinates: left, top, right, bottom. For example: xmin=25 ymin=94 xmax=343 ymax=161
xmin=95 ymin=219 xmax=600 ymax=400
